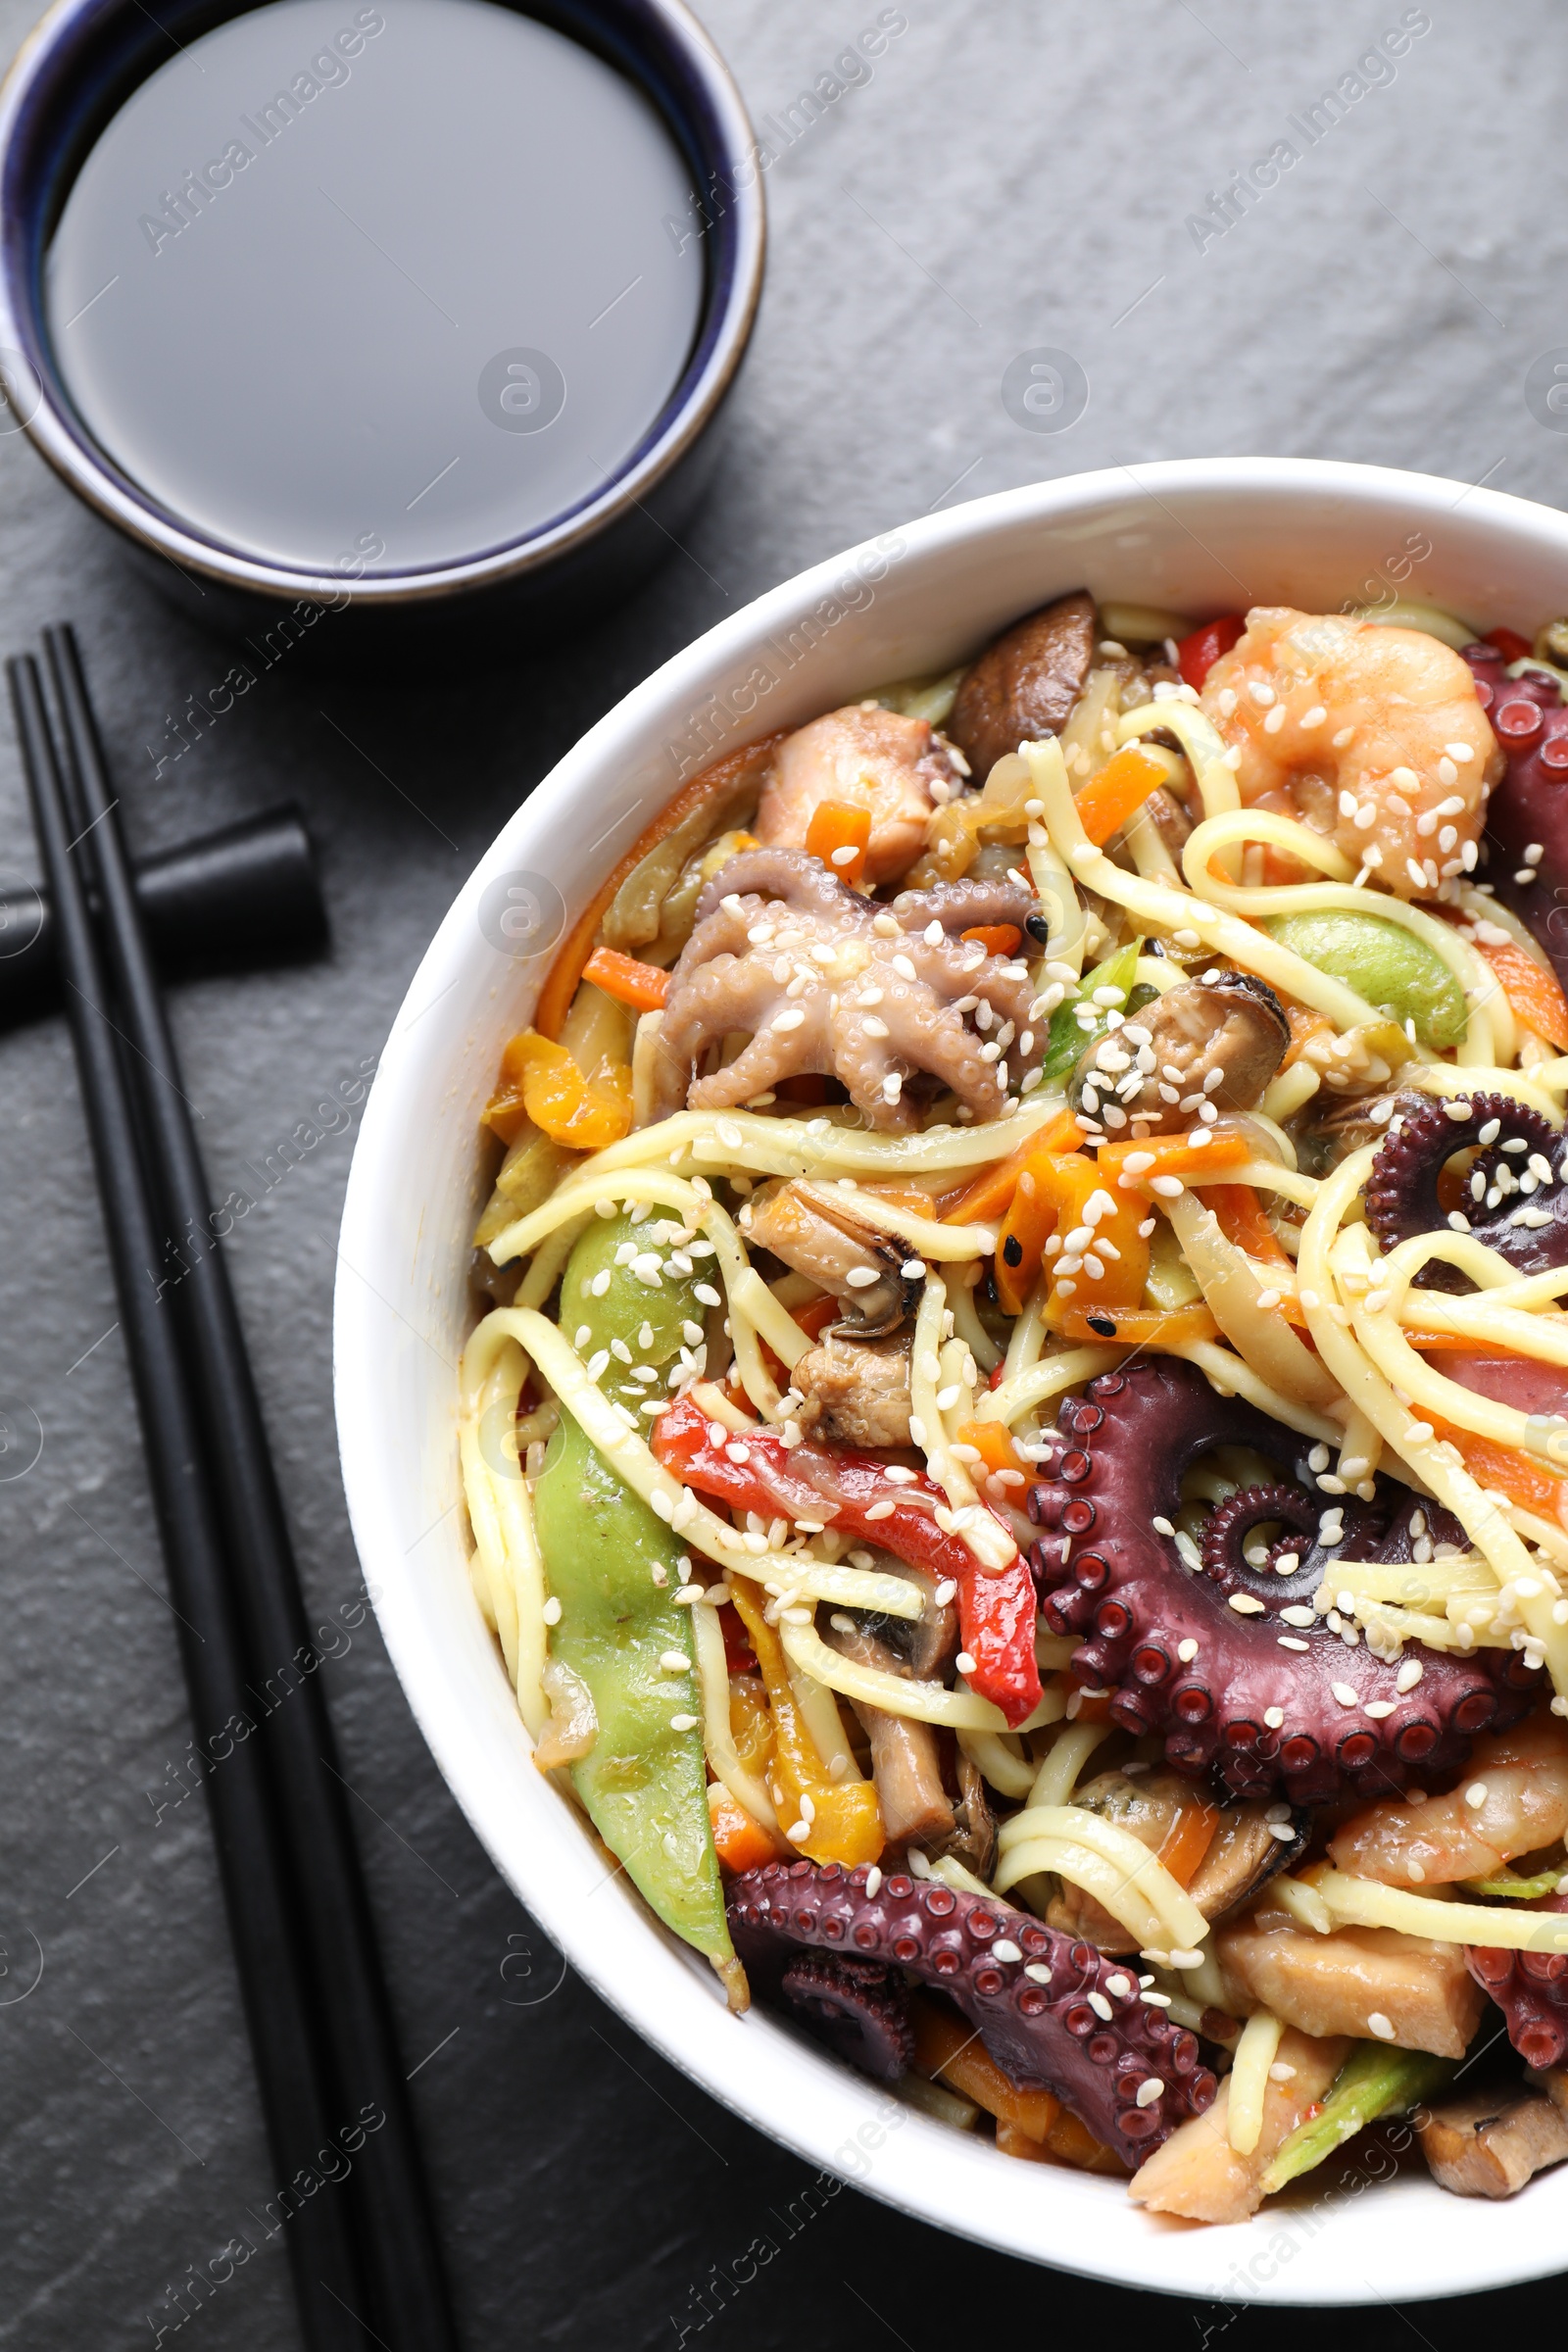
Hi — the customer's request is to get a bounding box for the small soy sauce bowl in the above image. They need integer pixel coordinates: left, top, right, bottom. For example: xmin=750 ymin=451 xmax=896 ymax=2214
xmin=0 ymin=0 xmax=763 ymax=651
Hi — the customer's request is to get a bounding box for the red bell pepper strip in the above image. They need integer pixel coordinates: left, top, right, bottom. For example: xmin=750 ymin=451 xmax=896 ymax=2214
xmin=1175 ymin=613 xmax=1245 ymax=691
xmin=652 ymin=1395 xmax=1042 ymax=1727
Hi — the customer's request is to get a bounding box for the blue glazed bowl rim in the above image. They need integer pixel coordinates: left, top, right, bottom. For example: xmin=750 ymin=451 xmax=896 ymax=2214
xmin=0 ymin=0 xmax=763 ymax=606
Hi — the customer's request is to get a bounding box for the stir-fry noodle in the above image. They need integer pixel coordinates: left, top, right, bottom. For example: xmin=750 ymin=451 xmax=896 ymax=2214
xmin=459 ymin=588 xmax=1568 ymax=2216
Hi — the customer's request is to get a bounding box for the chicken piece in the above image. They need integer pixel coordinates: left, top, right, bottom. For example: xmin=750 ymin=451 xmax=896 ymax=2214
xmin=1418 ymin=2082 xmax=1568 ymax=2197
xmin=1130 ymin=2028 xmax=1348 ymax=2224
xmin=947 ymin=590 xmax=1098 ymax=783
xmin=1328 ymin=1711 xmax=1568 ymax=1887
xmin=1214 ymin=1907 xmax=1485 ymax=2057
xmin=794 ymin=1333 xmax=913 ymax=1448
xmin=1075 ymin=970 xmax=1291 ymax=1137
xmin=755 ymin=705 xmax=960 ymax=886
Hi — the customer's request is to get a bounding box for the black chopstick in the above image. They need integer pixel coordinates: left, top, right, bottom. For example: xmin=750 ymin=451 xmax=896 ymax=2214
xmin=17 ymin=630 xmax=460 ymax=2352
xmin=8 ymin=654 xmax=372 ymax=2352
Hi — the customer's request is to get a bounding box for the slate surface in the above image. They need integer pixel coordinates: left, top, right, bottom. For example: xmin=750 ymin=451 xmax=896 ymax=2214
xmin=0 ymin=1 xmax=1565 ymax=2345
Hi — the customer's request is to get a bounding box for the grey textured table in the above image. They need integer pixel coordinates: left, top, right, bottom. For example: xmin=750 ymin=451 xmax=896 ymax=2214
xmin=2 ymin=3 xmax=1566 ymax=2345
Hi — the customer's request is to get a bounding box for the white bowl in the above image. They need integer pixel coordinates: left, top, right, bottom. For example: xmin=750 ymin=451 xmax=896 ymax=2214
xmin=334 ymin=457 xmax=1568 ymax=2305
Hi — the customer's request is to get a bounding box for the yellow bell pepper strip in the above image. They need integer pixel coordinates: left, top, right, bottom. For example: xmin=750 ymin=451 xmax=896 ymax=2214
xmin=482 ymin=1029 xmax=632 ymax=1150
xmin=998 ymin=1150 xmax=1152 ymax=1323
xmin=1042 ymin=1298 xmax=1220 ymax=1348
xmin=804 ymin=798 xmax=872 ymax=886
xmin=532 ymin=1213 xmax=741 ymax=1998
xmin=1072 ymin=743 xmax=1168 ymax=849
xmin=942 ymin=1107 xmax=1083 ymax=1228
xmin=727 ymin=1578 xmax=884 ymax=1867
xmin=534 ymin=730 xmax=787 ymax=1038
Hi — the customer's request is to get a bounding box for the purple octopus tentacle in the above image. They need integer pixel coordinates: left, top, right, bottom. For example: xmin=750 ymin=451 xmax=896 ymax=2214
xmin=1467 ymin=1894 xmax=1568 ymax=2072
xmin=780 ymin=1953 xmax=914 ymax=2081
xmin=1460 ymin=646 xmax=1568 ymax=992
xmin=1025 ymin=1359 xmax=1539 ymax=1802
xmin=729 ymin=1858 xmax=1216 ymax=2163
xmin=1363 ymin=1093 xmax=1568 ymax=1288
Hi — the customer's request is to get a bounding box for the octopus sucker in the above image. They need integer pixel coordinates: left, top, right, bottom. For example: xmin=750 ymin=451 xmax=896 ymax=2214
xmin=728 ymin=1858 xmax=1216 ymax=2162
xmin=1461 ymin=644 xmax=1568 ymax=988
xmin=1025 ymin=1360 xmax=1539 ymax=1800
xmin=654 ymin=847 xmax=1043 ymax=1128
xmin=1467 ymin=1900 xmax=1568 ymax=2072
xmin=1363 ymin=1092 xmax=1568 ymax=1286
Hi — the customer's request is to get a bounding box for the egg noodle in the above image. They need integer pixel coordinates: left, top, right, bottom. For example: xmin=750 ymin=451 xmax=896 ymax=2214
xmin=458 ymin=593 xmax=1568 ymax=2215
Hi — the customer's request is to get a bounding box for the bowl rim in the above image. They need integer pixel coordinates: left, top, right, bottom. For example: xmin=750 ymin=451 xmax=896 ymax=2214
xmin=0 ymin=0 xmax=763 ymax=604
xmin=334 ymin=455 xmax=1568 ymax=2303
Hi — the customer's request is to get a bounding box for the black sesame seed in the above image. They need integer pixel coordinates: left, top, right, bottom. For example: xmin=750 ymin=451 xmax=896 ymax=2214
xmin=1087 ymin=1312 xmax=1117 ymax=1337
xmin=1003 ymin=1235 xmax=1024 ymax=1266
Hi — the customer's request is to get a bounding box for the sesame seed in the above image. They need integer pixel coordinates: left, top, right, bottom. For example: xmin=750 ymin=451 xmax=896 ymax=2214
xmin=955 ymin=1651 xmax=977 ymax=1676
xmin=1263 ymin=1706 xmax=1285 ymax=1729
xmin=1367 ymin=2011 xmax=1396 ymax=2041
xmin=1087 ymin=1991 xmax=1113 ymax=2021
xmin=993 ymin=1939 xmax=1023 ymax=1964
xmin=1228 ymin=1592 xmax=1266 ymax=1615
xmin=1177 ymin=1637 xmax=1199 ymax=1662
xmin=1464 ymin=1781 xmax=1488 ymax=1809
xmin=1396 ymin=1659 xmax=1423 ymax=1691
xmin=1332 ymin=1683 xmax=1358 ymax=1707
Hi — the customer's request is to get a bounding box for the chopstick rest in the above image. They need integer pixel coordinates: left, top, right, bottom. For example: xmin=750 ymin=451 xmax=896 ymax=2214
xmin=0 ymin=802 xmax=326 ymax=1028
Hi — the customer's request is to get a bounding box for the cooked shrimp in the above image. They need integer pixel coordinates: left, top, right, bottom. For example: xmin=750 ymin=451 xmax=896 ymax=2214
xmin=755 ymin=705 xmax=959 ymax=885
xmin=1328 ymin=1710 xmax=1568 ymax=1886
xmin=1200 ymin=609 xmax=1502 ymax=899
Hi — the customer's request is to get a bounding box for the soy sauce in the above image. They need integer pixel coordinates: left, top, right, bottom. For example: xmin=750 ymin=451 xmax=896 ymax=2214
xmin=46 ymin=0 xmax=704 ymax=574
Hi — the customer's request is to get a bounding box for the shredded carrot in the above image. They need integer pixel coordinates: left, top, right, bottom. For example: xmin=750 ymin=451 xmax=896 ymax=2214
xmin=707 ymin=1786 xmax=782 ymax=1874
xmin=943 ymin=1109 xmax=1083 ymax=1226
xmin=960 ymin=923 xmax=1023 ymax=957
xmin=1042 ymin=2108 xmax=1129 ymax=2174
xmin=995 ymin=1151 xmax=1149 ymax=1321
xmin=792 ymin=1293 xmax=839 ymax=1341
xmin=1465 ymin=929 xmax=1568 ymax=1050
xmin=911 ymin=1998 xmax=1062 ymax=2140
xmin=1428 ymin=1418 xmax=1568 ymax=1521
xmin=482 ymin=1030 xmax=632 ymax=1150
xmin=1155 ymin=1800 xmax=1219 ymax=1888
xmin=1072 ymin=744 xmax=1167 ymax=848
xmin=581 ymin=946 xmax=669 ymax=1012
xmin=1280 ymin=1004 xmax=1334 ymax=1069
xmin=1208 ymin=1183 xmax=1292 ymax=1267
xmin=534 ymin=730 xmax=787 ymax=1039
xmin=1096 ymin=1129 xmax=1251 ymax=1188
xmin=955 ymin=1420 xmax=1025 ymax=1477
xmin=804 ymin=798 xmax=873 ymax=885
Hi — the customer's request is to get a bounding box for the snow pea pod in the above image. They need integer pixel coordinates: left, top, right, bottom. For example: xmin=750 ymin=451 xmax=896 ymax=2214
xmin=1262 ymin=910 xmax=1467 ymax=1051
xmin=1258 ymin=2042 xmax=1455 ymax=2192
xmin=533 ymin=1212 xmax=741 ymax=1997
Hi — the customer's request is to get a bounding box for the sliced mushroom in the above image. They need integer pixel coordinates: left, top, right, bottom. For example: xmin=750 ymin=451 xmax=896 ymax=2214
xmin=794 ymin=1333 xmax=913 ymax=1448
xmin=1047 ymin=1770 xmax=1306 ymax=1955
xmin=1073 ymin=971 xmax=1290 ymax=1138
xmin=1292 ymin=1087 xmax=1430 ymax=1178
xmin=1417 ymin=2082 xmax=1568 ymax=2198
xmin=947 ymin=590 xmax=1098 ymax=783
xmin=743 ymin=1178 xmax=917 ymax=1338
xmin=1140 ymin=784 xmax=1196 ymax=858
xmin=941 ymin=1748 xmax=997 ymax=1882
xmin=824 ymin=1568 xmax=956 ymax=1847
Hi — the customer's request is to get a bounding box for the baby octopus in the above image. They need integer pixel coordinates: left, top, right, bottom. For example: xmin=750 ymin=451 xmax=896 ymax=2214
xmin=1200 ymin=609 xmax=1502 ymax=898
xmin=652 ymin=847 xmax=1045 ymax=1130
xmin=728 ymin=1858 xmax=1216 ymax=2162
xmin=1026 ymin=1358 xmax=1540 ymax=1802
